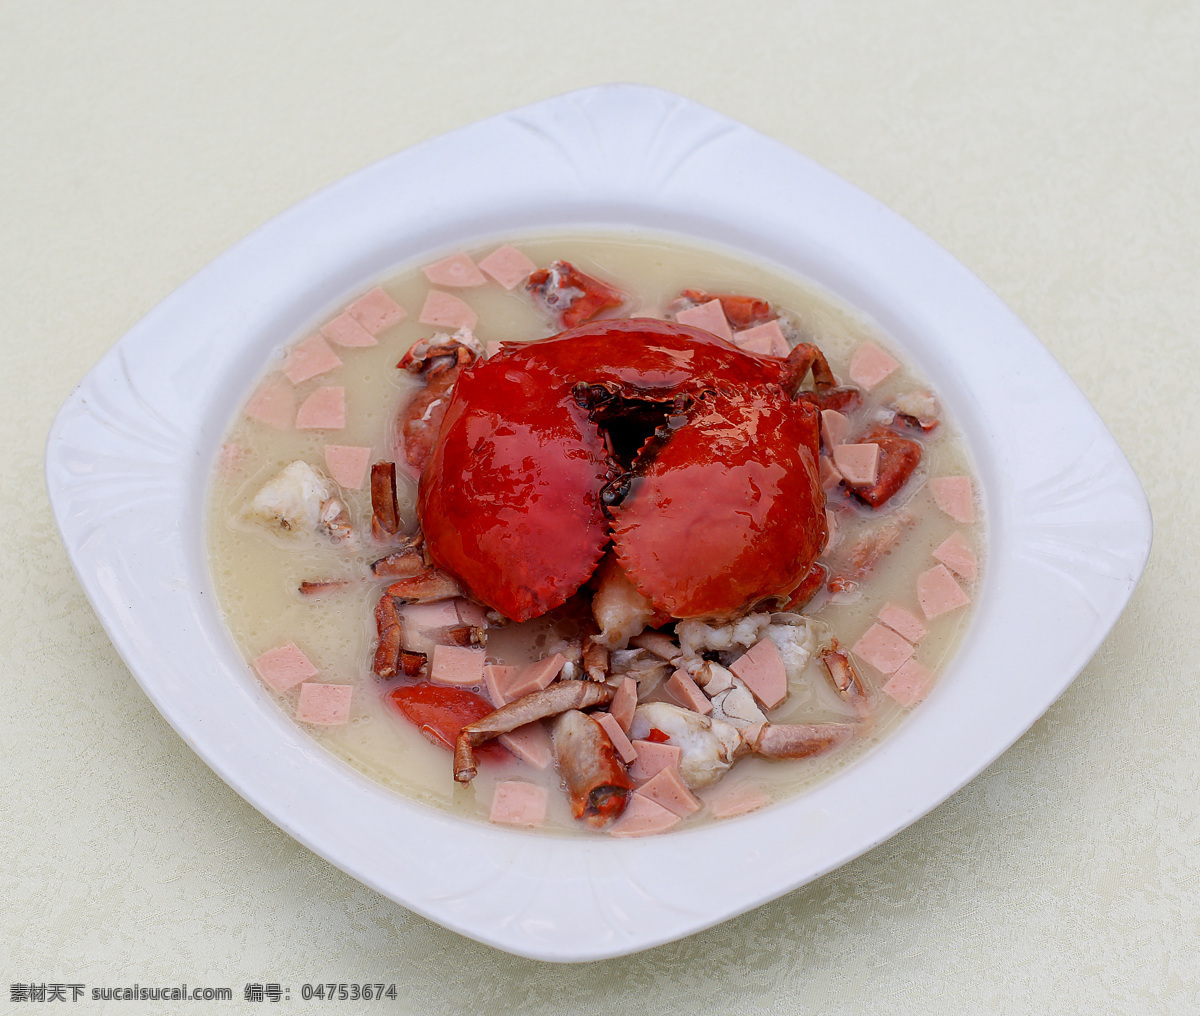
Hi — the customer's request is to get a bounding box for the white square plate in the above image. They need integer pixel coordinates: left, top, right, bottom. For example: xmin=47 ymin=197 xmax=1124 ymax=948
xmin=46 ymin=85 xmax=1151 ymax=962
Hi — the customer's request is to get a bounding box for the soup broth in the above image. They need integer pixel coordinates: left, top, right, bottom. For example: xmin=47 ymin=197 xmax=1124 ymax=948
xmin=207 ymin=231 xmax=983 ymax=834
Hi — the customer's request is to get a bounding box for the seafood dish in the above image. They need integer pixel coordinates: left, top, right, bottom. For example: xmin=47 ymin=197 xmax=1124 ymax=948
xmin=208 ymin=232 xmax=982 ymax=836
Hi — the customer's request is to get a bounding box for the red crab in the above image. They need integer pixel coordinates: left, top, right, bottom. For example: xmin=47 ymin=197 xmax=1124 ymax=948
xmin=408 ymin=319 xmax=836 ymax=623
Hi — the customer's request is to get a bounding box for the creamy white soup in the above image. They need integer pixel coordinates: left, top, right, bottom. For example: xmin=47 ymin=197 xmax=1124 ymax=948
xmin=207 ymin=232 xmax=983 ymax=836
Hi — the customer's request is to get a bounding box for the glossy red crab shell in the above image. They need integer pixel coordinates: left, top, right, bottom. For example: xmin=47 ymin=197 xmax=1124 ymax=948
xmin=417 ymin=320 xmax=827 ymax=622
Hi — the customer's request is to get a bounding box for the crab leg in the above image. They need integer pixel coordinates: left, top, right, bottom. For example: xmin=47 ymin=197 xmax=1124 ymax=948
xmin=744 ymin=721 xmax=857 ymax=759
xmin=371 ymin=534 xmax=425 ymax=578
xmin=527 ymin=261 xmax=625 ymax=329
xmin=370 ymin=462 xmax=401 ymax=540
xmin=373 ymin=593 xmax=403 ymax=678
xmin=386 ymin=568 xmax=462 ymax=603
xmin=552 ymin=709 xmax=634 ymax=826
xmin=821 ymin=641 xmax=872 ymax=720
xmin=678 ymin=289 xmax=773 ymax=329
xmin=396 ymin=336 xmax=480 ymax=478
xmin=453 ymin=681 xmax=614 ymax=782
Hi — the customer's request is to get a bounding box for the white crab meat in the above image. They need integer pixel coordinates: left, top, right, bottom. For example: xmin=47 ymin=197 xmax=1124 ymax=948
xmin=708 ymin=681 xmax=768 ymax=729
xmin=246 ymin=460 xmax=334 ymax=534
xmin=763 ymin=613 xmax=821 ymax=684
xmin=607 ymin=648 xmax=669 ymax=698
xmin=628 ymin=702 xmax=740 ymax=789
xmin=591 ymin=556 xmax=657 ymax=650
xmin=676 ymin=612 xmax=773 ymax=671
xmin=892 ymin=390 xmax=939 ymax=427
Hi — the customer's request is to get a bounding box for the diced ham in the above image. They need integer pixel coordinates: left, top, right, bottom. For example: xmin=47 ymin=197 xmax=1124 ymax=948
xmin=419 ymin=290 xmax=478 ymax=330
xmin=429 ymin=644 xmax=486 ymax=687
xmin=294 ymin=386 xmax=346 ymax=430
xmin=820 ymin=455 xmax=843 ymax=490
xmin=295 ymin=682 xmax=353 ymax=725
xmin=483 ymin=664 xmax=519 ymax=707
xmin=478 ymin=244 xmax=538 ymax=290
xmin=709 ymin=782 xmax=772 ymax=819
xmin=283 ymin=334 xmax=343 ymax=385
xmin=917 ymin=564 xmax=971 ymax=619
xmin=253 ymin=642 xmax=318 ymax=691
xmin=729 ymin=638 xmax=788 ymax=710
xmin=851 ymin=623 xmax=916 ymax=676
xmin=608 ymin=793 xmax=681 ymax=837
xmin=595 ymin=711 xmax=638 ymax=764
xmin=627 ymin=740 xmax=682 ymax=784
xmin=637 ymin=765 xmax=701 ymax=818
xmin=321 ymin=311 xmax=378 ymax=348
xmin=505 ymin=653 xmax=566 ymax=700
xmin=820 ymin=409 xmax=850 ymax=450
xmin=609 ymin=677 xmax=637 ymax=732
xmin=825 ymin=508 xmax=841 ymax=552
xmin=323 ymin=444 xmax=371 ymax=489
xmin=932 ymin=531 xmax=978 ymax=582
xmin=848 ymin=342 xmax=900 ymax=389
xmin=930 ymin=475 xmax=975 ymax=524
xmin=732 ymin=320 xmax=789 ymax=357
xmin=244 ymin=375 xmax=295 ymax=429
xmin=489 ymin=781 xmax=548 ymax=827
xmin=345 ymin=286 xmax=406 ymax=334
xmin=833 ymin=443 xmax=881 ymax=486
xmin=423 ymin=253 xmax=487 ymax=288
xmin=877 ymin=603 xmax=927 ymax=643
xmin=665 ymin=669 xmax=712 ymax=715
xmin=498 ymin=721 xmax=554 ymax=769
xmin=883 ymin=659 xmax=936 ymax=707
xmin=398 ymin=601 xmax=462 ymax=630
xmin=219 ymin=443 xmax=247 ymax=476
xmin=455 ymin=599 xmax=488 ymax=627
xmin=676 ymin=299 xmax=733 ymax=342
xmin=485 ymin=341 xmax=504 ymax=358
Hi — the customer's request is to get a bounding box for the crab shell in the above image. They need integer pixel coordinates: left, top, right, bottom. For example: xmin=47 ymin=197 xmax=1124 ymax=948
xmin=416 ymin=319 xmax=827 ymax=622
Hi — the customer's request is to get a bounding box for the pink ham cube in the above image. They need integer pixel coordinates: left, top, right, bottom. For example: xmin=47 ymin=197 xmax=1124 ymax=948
xmin=253 ymin=642 xmax=317 ymax=691
xmin=877 ymin=603 xmax=927 ymax=643
xmin=478 ymin=244 xmax=538 ymax=290
xmin=294 ymin=386 xmax=345 ymax=430
xmin=419 ymin=291 xmax=478 ymax=330
xmin=628 ymin=741 xmax=682 ymax=784
xmin=709 ymin=782 xmax=772 ymax=819
xmin=851 ymin=623 xmax=916 ymax=676
xmin=676 ymin=299 xmax=733 ymax=342
xmin=595 ymin=711 xmax=638 ymax=764
xmin=820 ymin=455 xmax=843 ymax=490
xmin=848 ymin=342 xmax=900 ymax=389
xmin=505 ymin=653 xmax=566 ymax=700
xmin=321 ymin=311 xmax=377 ymax=348
xmin=833 ymin=443 xmax=881 ymax=486
xmin=483 ymin=664 xmax=519 ymax=707
xmin=399 ymin=601 xmax=461 ymax=630
xmin=930 ymin=475 xmax=975 ymax=524
xmin=609 ymin=677 xmax=637 ymax=731
xmin=323 ymin=444 xmax=371 ymax=489
xmin=219 ymin=443 xmax=247 ymax=476
xmin=489 ymin=781 xmax=548 ymax=827
xmin=346 ymin=286 xmax=406 ymax=335
xmin=498 ymin=721 xmax=554 ymax=769
xmin=423 ymin=253 xmax=487 ymax=288
xmin=244 ymin=376 xmax=294 ymax=429
xmin=732 ymin=320 xmax=788 ymax=357
xmin=295 ymin=682 xmax=353 ymax=725
xmin=729 ymin=637 xmax=788 ymax=710
xmin=917 ymin=564 xmax=970 ymax=619
xmin=637 ymin=765 xmax=701 ymax=818
xmin=820 ymin=409 xmax=850 ymax=450
xmin=932 ymin=531 xmax=978 ymax=582
xmin=608 ymin=793 xmax=680 ymax=838
xmin=665 ymin=669 xmax=712 ymax=715
xmin=883 ymin=659 xmax=936 ymax=707
xmin=283 ymin=334 xmax=343 ymax=385
xmin=430 ymin=644 xmax=486 ymax=687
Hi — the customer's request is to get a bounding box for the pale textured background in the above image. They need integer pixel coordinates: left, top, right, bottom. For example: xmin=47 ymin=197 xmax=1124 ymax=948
xmin=4 ymin=1 xmax=1197 ymax=1012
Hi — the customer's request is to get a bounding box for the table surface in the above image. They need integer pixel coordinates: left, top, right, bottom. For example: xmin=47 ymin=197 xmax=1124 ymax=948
xmin=4 ymin=2 xmax=1197 ymax=1012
